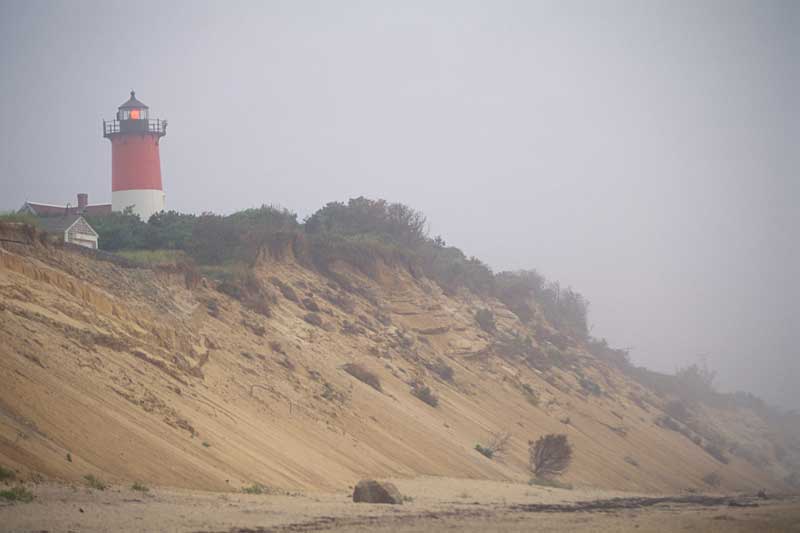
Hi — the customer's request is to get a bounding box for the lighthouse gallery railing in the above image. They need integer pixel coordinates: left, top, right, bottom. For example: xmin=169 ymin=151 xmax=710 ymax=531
xmin=103 ymin=119 xmax=167 ymax=137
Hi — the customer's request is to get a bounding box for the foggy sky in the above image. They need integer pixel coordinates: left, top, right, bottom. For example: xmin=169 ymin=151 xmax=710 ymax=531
xmin=1 ymin=1 xmax=797 ymax=408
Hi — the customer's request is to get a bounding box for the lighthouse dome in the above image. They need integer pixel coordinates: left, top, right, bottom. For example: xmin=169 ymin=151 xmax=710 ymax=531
xmin=116 ymin=90 xmax=150 ymax=121
xmin=118 ymin=90 xmax=149 ymax=110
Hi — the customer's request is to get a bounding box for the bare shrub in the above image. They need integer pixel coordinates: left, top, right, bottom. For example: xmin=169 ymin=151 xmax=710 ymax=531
xmin=343 ymin=363 xmax=382 ymax=392
xmin=241 ymin=319 xmax=265 ymax=337
xmin=474 ymin=308 xmax=496 ymax=333
xmin=521 ymin=383 xmax=540 ymax=406
xmin=269 ymin=277 xmax=299 ymax=303
xmin=426 ymin=359 xmax=455 ymax=382
xmin=476 ymin=431 xmax=512 ymax=460
xmin=492 ymin=331 xmax=535 ymax=360
xmin=629 ymin=393 xmax=650 ymax=412
xmin=341 ymin=320 xmax=366 ymax=336
xmin=411 ymin=382 xmax=439 ymax=407
xmin=477 ymin=431 xmax=511 ymax=460
xmin=268 ymin=341 xmax=285 ymax=355
xmin=656 ymin=415 xmax=682 ymax=432
xmin=703 ymin=472 xmax=721 ymax=488
xmin=578 ymin=376 xmax=602 ymax=396
xmin=529 ymin=434 xmax=573 ymax=479
xmin=320 ymin=381 xmax=347 ymax=403
xmin=303 ymin=312 xmax=324 ymax=328
xmin=302 ymin=296 xmax=320 ymax=312
xmin=206 ymin=298 xmax=220 ymax=318
xmin=624 ymin=455 xmax=639 ymax=467
xmin=376 ymin=311 xmax=392 ymax=326
xmin=322 ymin=290 xmax=356 ymax=313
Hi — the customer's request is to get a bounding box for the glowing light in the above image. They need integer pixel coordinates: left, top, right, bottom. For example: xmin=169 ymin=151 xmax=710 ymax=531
xmin=130 ymin=109 xmax=140 ymax=119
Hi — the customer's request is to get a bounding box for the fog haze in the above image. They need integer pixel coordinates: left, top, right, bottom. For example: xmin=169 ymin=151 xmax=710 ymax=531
xmin=1 ymin=1 xmax=797 ymax=408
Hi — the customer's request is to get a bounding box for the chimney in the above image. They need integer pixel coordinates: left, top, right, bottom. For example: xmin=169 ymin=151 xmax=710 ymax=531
xmin=77 ymin=193 xmax=88 ymax=211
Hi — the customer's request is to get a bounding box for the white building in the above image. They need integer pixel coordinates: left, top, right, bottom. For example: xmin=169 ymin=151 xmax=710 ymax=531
xmin=36 ymin=215 xmax=99 ymax=250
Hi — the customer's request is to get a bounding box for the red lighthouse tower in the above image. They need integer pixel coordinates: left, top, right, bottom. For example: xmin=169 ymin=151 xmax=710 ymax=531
xmin=103 ymin=91 xmax=167 ymax=220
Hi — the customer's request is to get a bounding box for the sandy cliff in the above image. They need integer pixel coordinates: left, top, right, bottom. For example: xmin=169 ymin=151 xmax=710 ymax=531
xmin=0 ymin=231 xmax=794 ymax=493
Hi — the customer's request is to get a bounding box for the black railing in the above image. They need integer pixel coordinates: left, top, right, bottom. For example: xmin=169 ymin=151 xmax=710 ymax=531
xmin=103 ymin=118 xmax=167 ymax=137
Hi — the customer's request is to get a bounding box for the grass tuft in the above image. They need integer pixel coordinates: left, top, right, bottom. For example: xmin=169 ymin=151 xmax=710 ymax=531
xmin=0 ymin=486 xmax=34 ymax=502
xmin=131 ymin=482 xmax=150 ymax=492
xmin=242 ymin=483 xmax=270 ymax=495
xmin=84 ymin=474 xmax=107 ymax=490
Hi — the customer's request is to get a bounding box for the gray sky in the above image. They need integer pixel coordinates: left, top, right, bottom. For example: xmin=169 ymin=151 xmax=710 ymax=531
xmin=1 ymin=0 xmax=797 ymax=408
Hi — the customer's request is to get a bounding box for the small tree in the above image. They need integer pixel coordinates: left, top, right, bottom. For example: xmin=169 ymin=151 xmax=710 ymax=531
xmin=488 ymin=431 xmax=511 ymax=458
xmin=529 ymin=434 xmax=572 ymax=479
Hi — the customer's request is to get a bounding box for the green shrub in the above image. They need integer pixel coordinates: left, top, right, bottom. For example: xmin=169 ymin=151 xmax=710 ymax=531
xmin=84 ymin=474 xmax=107 ymax=490
xmin=475 ymin=309 xmax=496 ymax=333
xmin=0 ymin=212 xmax=40 ymax=225
xmin=131 ymin=482 xmax=150 ymax=492
xmin=0 ymin=486 xmax=34 ymax=502
xmin=0 ymin=465 xmax=15 ymax=482
xmin=475 ymin=444 xmax=494 ymax=459
xmin=343 ymin=363 xmax=382 ymax=391
xmin=242 ymin=483 xmax=270 ymax=495
xmin=494 ymin=270 xmax=588 ymax=339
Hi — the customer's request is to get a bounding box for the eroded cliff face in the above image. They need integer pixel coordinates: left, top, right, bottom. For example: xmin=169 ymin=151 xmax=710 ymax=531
xmin=0 ymin=235 xmax=793 ymax=493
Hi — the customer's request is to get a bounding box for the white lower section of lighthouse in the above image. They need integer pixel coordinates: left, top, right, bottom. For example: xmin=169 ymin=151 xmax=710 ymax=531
xmin=112 ymin=189 xmax=165 ymax=221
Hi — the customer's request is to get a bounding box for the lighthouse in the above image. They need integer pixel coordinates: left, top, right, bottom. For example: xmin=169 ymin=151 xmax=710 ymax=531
xmin=103 ymin=91 xmax=167 ymax=221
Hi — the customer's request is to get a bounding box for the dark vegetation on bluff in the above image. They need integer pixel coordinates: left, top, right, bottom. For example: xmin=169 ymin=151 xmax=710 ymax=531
xmin=87 ymin=198 xmax=590 ymax=342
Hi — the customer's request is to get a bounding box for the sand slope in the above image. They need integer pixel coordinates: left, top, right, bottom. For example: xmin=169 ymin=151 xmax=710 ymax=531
xmin=0 ymin=238 xmax=794 ymax=494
